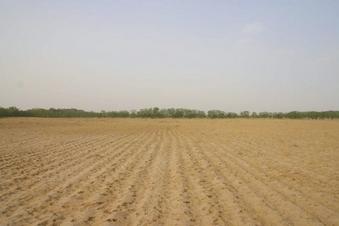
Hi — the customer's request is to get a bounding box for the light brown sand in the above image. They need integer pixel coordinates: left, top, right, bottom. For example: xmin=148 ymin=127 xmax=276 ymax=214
xmin=1 ymin=118 xmax=339 ymax=226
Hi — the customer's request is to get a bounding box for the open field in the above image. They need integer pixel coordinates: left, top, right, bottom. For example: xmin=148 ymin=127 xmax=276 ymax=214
xmin=1 ymin=118 xmax=339 ymax=226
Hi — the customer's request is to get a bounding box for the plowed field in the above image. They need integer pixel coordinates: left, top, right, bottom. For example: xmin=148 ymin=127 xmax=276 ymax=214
xmin=1 ymin=118 xmax=339 ymax=226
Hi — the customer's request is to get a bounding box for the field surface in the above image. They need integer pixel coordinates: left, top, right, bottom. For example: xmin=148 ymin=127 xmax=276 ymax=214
xmin=1 ymin=118 xmax=339 ymax=226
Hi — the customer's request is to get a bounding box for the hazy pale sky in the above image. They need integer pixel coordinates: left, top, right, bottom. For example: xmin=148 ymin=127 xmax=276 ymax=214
xmin=1 ymin=0 xmax=339 ymax=112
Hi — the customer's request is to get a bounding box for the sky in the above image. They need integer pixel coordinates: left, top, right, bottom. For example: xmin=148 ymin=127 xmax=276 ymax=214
xmin=1 ymin=0 xmax=339 ymax=112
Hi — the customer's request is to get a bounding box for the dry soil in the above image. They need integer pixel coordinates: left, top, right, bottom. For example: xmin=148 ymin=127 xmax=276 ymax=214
xmin=0 ymin=118 xmax=339 ymax=226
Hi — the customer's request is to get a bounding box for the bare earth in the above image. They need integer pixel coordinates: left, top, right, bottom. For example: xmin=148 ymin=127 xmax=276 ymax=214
xmin=0 ymin=118 xmax=339 ymax=226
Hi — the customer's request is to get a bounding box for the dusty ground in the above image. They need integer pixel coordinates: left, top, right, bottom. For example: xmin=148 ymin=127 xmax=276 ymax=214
xmin=0 ymin=118 xmax=339 ymax=226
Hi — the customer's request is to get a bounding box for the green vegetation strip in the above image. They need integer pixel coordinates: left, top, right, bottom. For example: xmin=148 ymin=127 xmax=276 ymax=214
xmin=1 ymin=107 xmax=339 ymax=119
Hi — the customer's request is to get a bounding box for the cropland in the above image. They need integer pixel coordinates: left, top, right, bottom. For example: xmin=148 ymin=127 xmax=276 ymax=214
xmin=0 ymin=118 xmax=339 ymax=226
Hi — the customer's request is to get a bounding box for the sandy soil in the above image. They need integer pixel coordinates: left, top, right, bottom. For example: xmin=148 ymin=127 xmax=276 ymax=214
xmin=0 ymin=118 xmax=339 ymax=226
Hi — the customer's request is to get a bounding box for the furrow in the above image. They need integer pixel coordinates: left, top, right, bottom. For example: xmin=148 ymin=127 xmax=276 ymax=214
xmin=180 ymin=133 xmax=262 ymax=226
xmin=1 ymin=131 xmax=149 ymax=225
xmin=97 ymin=130 xmax=162 ymax=226
xmin=189 ymin=133 xmax=324 ymax=226
xmin=210 ymin=140 xmax=339 ymax=225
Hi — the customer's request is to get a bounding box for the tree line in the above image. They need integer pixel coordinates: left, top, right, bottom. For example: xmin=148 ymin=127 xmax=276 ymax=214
xmin=1 ymin=106 xmax=339 ymax=119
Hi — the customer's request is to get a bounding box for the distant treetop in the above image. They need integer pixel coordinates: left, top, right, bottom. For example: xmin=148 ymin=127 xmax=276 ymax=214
xmin=0 ymin=106 xmax=338 ymax=119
